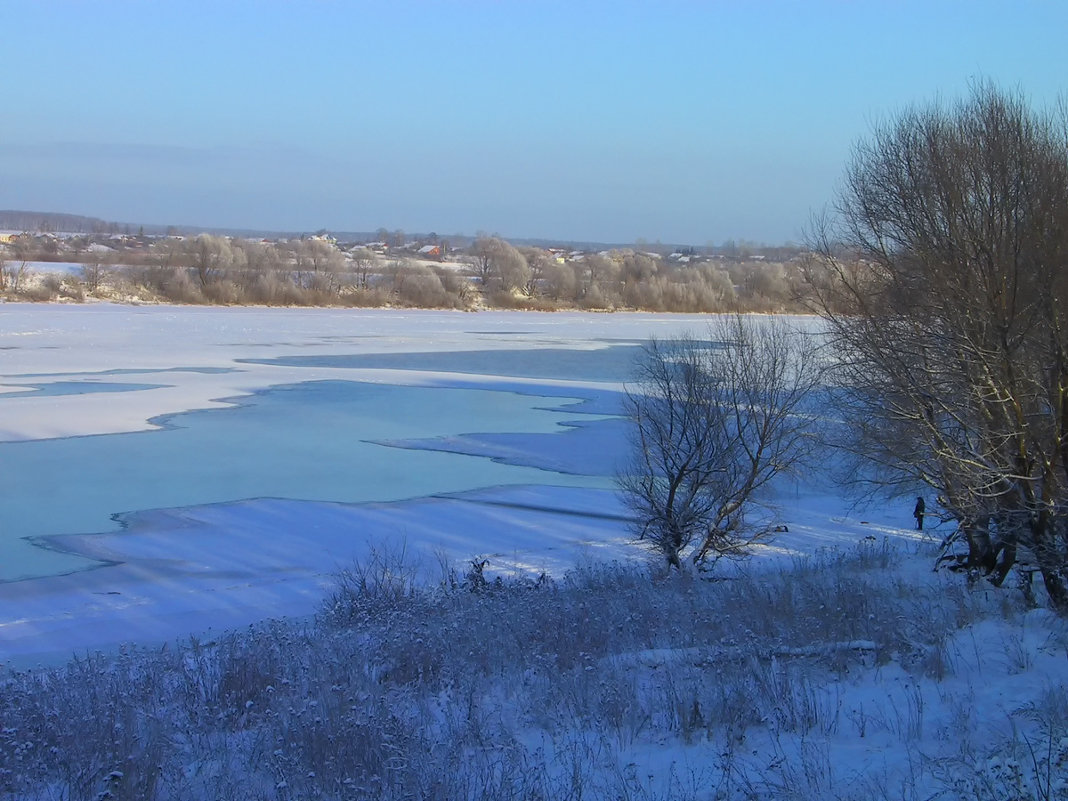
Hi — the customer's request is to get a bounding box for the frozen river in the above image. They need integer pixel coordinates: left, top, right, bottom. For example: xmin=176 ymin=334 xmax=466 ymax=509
xmin=0 ymin=305 xmax=727 ymax=580
xmin=0 ymin=305 xmax=900 ymax=663
xmin=0 ymin=379 xmax=618 ymax=578
xmin=0 ymin=305 xmax=728 ymax=661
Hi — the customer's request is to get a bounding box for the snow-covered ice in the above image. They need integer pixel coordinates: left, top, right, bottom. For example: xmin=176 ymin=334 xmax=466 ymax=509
xmin=4 ymin=304 xmax=816 ymax=662
xmin=0 ymin=304 xmax=928 ymax=666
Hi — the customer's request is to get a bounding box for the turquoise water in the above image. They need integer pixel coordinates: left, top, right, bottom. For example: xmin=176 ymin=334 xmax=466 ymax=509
xmin=0 ymin=380 xmax=611 ymax=581
xmin=0 ymin=381 xmax=166 ymax=397
xmin=239 ymin=342 xmax=679 ymax=383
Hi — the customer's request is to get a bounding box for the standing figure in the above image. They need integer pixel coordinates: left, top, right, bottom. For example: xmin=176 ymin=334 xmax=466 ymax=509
xmin=913 ymin=496 xmax=925 ymax=530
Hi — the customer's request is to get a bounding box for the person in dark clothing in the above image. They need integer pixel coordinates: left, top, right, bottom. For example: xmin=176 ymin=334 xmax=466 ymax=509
xmin=913 ymin=496 xmax=925 ymax=530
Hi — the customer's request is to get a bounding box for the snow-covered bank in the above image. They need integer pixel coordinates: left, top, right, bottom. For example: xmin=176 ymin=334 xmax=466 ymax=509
xmin=2 ymin=537 xmax=1064 ymax=801
xmin=0 ymin=487 xmax=633 ymax=666
xmin=0 ymin=482 xmax=927 ymax=666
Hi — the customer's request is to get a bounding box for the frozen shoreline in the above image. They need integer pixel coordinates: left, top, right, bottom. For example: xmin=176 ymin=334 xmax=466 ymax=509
xmin=0 ymin=483 xmax=925 ymax=666
xmin=0 ymin=487 xmax=631 ymax=665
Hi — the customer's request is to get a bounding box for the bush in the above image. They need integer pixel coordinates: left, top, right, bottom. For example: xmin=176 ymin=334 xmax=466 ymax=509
xmin=201 ymin=279 xmax=246 ymax=305
xmin=160 ymin=268 xmax=204 ymax=304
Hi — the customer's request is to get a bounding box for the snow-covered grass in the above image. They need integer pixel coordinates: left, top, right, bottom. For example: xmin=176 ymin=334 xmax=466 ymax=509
xmin=1 ymin=540 xmax=1065 ymax=800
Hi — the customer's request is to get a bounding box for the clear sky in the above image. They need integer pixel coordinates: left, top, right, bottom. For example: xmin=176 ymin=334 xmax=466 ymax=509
xmin=2 ymin=1 xmax=1065 ymax=245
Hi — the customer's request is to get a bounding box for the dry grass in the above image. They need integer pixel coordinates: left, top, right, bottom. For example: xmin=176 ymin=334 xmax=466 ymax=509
xmin=0 ymin=541 xmax=1060 ymax=800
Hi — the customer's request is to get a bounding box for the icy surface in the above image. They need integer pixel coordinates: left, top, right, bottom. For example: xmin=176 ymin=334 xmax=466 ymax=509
xmin=0 ymin=304 xmax=882 ymax=665
xmin=0 ymin=489 xmax=636 ymax=664
xmin=0 ymin=380 xmax=607 ymax=577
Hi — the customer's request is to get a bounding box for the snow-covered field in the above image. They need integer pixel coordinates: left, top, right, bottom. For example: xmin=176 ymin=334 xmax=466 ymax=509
xmin=1 ymin=303 xmax=1064 ymax=800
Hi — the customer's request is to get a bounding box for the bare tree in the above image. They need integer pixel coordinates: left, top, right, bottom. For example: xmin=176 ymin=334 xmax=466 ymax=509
xmin=621 ymin=252 xmax=659 ymax=290
xmin=147 ymin=237 xmax=182 ymax=271
xmin=543 ymin=260 xmax=580 ymax=302
xmin=579 ymin=253 xmax=620 ymax=306
xmin=1 ymin=237 xmax=33 ymax=292
xmin=469 ymin=236 xmax=495 ymax=284
xmin=2 ymin=259 xmax=28 ymax=293
xmin=382 ymin=258 xmax=460 ymax=307
xmin=80 ymin=259 xmax=108 ymax=293
xmin=188 ymin=234 xmax=234 ymax=288
xmin=349 ymin=247 xmax=378 ymax=290
xmin=295 ymin=238 xmax=345 ymax=294
xmin=237 ymin=240 xmax=284 ymax=289
xmin=805 ymin=82 xmax=1068 ymax=611
xmin=518 ymin=246 xmax=552 ymax=298
xmin=436 ymin=265 xmax=474 ymax=305
xmin=495 ymin=246 xmax=530 ymax=293
xmin=618 ymin=315 xmax=822 ymax=569
xmin=470 ymin=236 xmax=529 ymax=291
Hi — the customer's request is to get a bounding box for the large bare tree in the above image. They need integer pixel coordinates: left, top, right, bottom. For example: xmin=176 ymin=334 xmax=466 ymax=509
xmin=618 ymin=315 xmax=822 ymax=569
xmin=806 ymin=83 xmax=1068 ymax=610
xmin=470 ymin=237 xmax=530 ymax=292
xmin=188 ymin=234 xmax=235 ymax=288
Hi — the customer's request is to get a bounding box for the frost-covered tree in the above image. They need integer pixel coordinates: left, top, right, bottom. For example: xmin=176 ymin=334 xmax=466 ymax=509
xmin=80 ymin=259 xmax=107 ymax=293
xmin=188 ymin=234 xmax=234 ymax=288
xmin=470 ymin=236 xmax=529 ymax=291
xmin=518 ymin=246 xmax=553 ymax=298
xmin=806 ymin=82 xmax=1068 ymax=610
xmin=290 ymin=238 xmax=345 ymax=294
xmin=618 ymin=315 xmax=822 ymax=569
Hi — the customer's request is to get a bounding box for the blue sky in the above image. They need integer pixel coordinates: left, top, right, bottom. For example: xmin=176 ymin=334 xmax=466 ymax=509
xmin=2 ymin=1 xmax=1065 ymax=244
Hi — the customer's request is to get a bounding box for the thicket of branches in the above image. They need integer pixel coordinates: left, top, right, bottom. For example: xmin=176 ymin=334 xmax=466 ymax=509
xmin=805 ymin=82 xmax=1068 ymax=611
xmin=121 ymin=236 xmax=470 ymax=309
xmin=618 ymin=316 xmax=822 ymax=569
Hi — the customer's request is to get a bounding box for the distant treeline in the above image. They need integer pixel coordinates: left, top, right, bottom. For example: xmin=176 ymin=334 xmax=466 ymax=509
xmin=1 ymin=232 xmax=818 ymax=312
xmin=0 ymin=210 xmax=117 ymax=235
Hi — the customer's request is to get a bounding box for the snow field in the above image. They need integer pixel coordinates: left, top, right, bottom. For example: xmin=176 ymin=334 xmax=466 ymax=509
xmin=0 ymin=304 xmax=1065 ymax=799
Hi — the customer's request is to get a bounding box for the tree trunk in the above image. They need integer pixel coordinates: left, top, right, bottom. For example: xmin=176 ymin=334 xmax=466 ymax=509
xmin=1032 ymin=522 xmax=1068 ymax=613
xmin=965 ymin=523 xmax=996 ymax=573
xmin=989 ymin=541 xmax=1016 ymax=587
